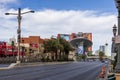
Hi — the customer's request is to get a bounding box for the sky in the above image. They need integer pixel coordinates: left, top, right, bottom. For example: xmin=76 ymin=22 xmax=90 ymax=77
xmin=0 ymin=0 xmax=118 ymax=55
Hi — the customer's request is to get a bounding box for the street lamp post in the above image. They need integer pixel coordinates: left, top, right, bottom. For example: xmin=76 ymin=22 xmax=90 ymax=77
xmin=112 ymin=25 xmax=117 ymax=53
xmin=5 ymin=8 xmax=34 ymax=64
xmin=113 ymin=24 xmax=117 ymax=37
xmin=114 ymin=0 xmax=120 ymax=72
xmin=22 ymin=39 xmax=25 ymax=58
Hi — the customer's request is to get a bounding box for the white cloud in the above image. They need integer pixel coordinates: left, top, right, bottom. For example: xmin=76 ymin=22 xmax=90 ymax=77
xmin=0 ymin=0 xmax=16 ymax=3
xmin=0 ymin=8 xmax=117 ymax=55
xmin=0 ymin=0 xmax=18 ymax=10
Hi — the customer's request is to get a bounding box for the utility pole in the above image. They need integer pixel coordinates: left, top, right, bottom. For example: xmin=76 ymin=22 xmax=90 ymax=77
xmin=5 ymin=8 xmax=35 ymax=63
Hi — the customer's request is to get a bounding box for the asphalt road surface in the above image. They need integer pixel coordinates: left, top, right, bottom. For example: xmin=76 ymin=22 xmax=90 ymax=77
xmin=0 ymin=64 xmax=10 ymax=67
xmin=0 ymin=61 xmax=105 ymax=80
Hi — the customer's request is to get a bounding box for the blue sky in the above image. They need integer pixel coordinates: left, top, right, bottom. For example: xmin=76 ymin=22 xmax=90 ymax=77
xmin=7 ymin=0 xmax=116 ymax=12
xmin=0 ymin=0 xmax=118 ymax=55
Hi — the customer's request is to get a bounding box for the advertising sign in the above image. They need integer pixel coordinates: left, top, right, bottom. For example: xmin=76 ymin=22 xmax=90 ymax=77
xmin=77 ymin=45 xmax=84 ymax=54
xmin=61 ymin=34 xmax=70 ymax=41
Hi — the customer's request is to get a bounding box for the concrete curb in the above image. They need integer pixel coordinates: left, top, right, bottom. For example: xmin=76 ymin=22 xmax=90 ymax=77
xmin=8 ymin=63 xmax=19 ymax=68
xmin=0 ymin=63 xmax=19 ymax=70
xmin=15 ymin=62 xmax=71 ymax=68
xmin=0 ymin=67 xmax=9 ymax=70
xmin=0 ymin=62 xmax=73 ymax=70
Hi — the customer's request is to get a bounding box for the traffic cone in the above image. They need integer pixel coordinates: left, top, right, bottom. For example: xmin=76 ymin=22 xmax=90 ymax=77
xmin=99 ymin=66 xmax=106 ymax=78
xmin=102 ymin=66 xmax=105 ymax=72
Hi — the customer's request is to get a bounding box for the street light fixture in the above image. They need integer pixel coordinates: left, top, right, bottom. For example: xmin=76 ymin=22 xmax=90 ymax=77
xmin=115 ymin=0 xmax=120 ymax=9
xmin=5 ymin=8 xmax=35 ymax=64
xmin=113 ymin=24 xmax=117 ymax=37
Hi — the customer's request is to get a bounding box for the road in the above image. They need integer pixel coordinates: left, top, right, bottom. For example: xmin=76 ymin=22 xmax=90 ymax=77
xmin=0 ymin=64 xmax=9 ymax=67
xmin=0 ymin=61 xmax=105 ymax=80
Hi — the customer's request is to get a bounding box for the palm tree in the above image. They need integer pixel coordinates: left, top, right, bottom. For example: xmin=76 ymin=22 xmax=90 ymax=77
xmin=87 ymin=51 xmax=93 ymax=56
xmin=44 ymin=39 xmax=61 ymax=61
xmin=99 ymin=51 xmax=104 ymax=61
xmin=44 ymin=39 xmax=55 ymax=61
xmin=58 ymin=38 xmax=73 ymax=61
xmin=44 ymin=38 xmax=73 ymax=61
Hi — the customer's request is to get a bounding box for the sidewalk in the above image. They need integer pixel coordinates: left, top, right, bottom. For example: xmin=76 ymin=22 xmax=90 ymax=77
xmin=107 ymin=64 xmax=120 ymax=80
xmin=0 ymin=63 xmax=18 ymax=70
xmin=115 ymin=73 xmax=120 ymax=80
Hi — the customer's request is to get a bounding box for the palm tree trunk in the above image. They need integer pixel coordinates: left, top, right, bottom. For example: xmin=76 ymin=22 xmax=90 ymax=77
xmin=67 ymin=53 xmax=69 ymax=61
xmin=59 ymin=51 xmax=61 ymax=61
xmin=51 ymin=51 xmax=54 ymax=61
xmin=55 ymin=52 xmax=57 ymax=61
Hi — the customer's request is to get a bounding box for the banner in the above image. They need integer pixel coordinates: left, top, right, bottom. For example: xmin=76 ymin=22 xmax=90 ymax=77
xmin=30 ymin=43 xmax=38 ymax=48
xmin=77 ymin=45 xmax=84 ymax=54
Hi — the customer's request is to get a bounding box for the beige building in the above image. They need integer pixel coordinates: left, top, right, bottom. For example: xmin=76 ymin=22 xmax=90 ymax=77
xmin=20 ymin=36 xmax=44 ymax=57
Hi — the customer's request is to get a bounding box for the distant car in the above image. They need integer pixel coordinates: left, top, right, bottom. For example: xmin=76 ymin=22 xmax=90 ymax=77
xmin=101 ymin=60 xmax=108 ymax=63
xmin=89 ymin=60 xmax=93 ymax=62
xmin=101 ymin=60 xmax=105 ymax=63
xmin=105 ymin=60 xmax=108 ymax=63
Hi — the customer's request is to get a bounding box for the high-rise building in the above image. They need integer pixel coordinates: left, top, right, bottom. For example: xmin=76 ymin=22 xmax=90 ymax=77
xmin=99 ymin=43 xmax=108 ymax=56
xmin=94 ymin=50 xmax=100 ymax=56
xmin=99 ymin=45 xmax=105 ymax=53
xmin=9 ymin=37 xmax=16 ymax=45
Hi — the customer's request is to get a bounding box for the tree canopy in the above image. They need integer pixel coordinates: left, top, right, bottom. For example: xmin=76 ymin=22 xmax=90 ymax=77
xmin=44 ymin=38 xmax=73 ymax=61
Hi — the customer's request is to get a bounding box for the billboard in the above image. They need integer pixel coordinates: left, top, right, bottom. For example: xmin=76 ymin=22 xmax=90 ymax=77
xmin=77 ymin=45 xmax=84 ymax=54
xmin=60 ymin=34 xmax=70 ymax=41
